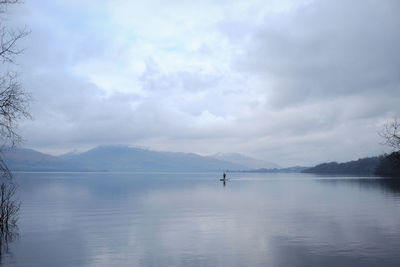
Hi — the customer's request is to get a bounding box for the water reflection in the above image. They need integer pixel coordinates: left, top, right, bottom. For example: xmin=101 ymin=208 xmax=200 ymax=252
xmin=317 ymin=177 xmax=400 ymax=195
xmin=0 ymin=228 xmax=18 ymax=264
xmin=5 ymin=172 xmax=400 ymax=267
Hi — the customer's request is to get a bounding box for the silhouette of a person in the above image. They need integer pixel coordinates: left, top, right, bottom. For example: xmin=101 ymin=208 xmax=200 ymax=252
xmin=223 ymin=172 xmax=226 ymax=179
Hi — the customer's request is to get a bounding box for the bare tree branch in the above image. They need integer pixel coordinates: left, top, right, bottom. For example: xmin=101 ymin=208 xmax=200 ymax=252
xmin=379 ymin=118 xmax=400 ymax=151
xmin=0 ymin=1 xmax=19 ymax=4
xmin=0 ymin=72 xmax=31 ymax=147
xmin=0 ymin=0 xmax=19 ymax=13
xmin=0 ymin=26 xmax=29 ymax=63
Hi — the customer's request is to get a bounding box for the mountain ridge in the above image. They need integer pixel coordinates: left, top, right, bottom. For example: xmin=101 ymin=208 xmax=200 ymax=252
xmin=1 ymin=146 xmax=271 ymax=172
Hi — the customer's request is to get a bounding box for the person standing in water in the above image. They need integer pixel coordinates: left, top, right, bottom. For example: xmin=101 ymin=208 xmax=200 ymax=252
xmin=223 ymin=172 xmax=226 ymax=179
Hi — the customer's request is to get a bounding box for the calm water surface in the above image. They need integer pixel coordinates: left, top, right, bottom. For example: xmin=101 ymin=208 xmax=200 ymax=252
xmin=1 ymin=172 xmax=400 ymax=266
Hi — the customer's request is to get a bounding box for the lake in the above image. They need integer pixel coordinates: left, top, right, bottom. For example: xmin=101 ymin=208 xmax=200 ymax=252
xmin=1 ymin=172 xmax=400 ymax=266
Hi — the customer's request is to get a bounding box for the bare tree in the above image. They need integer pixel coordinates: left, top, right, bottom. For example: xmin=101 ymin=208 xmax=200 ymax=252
xmin=0 ymin=0 xmax=30 ymax=249
xmin=0 ymin=0 xmax=30 ymax=147
xmin=380 ymin=118 xmax=400 ymax=151
xmin=0 ymin=72 xmax=31 ymax=147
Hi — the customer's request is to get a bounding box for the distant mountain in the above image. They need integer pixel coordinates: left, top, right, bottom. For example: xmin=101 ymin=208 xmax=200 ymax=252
xmin=61 ymin=146 xmax=248 ymax=172
xmin=1 ymin=147 xmax=86 ymax=171
xmin=211 ymin=152 xmax=280 ymax=169
xmin=2 ymin=146 xmax=248 ymax=172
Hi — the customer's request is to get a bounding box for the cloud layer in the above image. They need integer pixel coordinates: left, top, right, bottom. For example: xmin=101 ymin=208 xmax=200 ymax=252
xmin=7 ymin=0 xmax=400 ymax=166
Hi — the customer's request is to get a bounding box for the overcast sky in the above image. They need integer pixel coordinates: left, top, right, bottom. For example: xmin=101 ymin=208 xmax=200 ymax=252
xmin=6 ymin=0 xmax=400 ymax=166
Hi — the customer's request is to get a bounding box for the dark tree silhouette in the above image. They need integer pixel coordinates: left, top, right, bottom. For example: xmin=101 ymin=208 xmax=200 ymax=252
xmin=376 ymin=119 xmax=400 ymax=177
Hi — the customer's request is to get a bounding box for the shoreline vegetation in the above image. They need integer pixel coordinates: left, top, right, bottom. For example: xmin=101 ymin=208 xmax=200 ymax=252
xmin=302 ymin=152 xmax=400 ymax=177
xmin=233 ymin=152 xmax=400 ymax=178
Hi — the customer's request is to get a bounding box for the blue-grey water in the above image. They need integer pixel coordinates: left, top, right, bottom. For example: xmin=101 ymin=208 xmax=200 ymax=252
xmin=2 ymin=172 xmax=400 ymax=266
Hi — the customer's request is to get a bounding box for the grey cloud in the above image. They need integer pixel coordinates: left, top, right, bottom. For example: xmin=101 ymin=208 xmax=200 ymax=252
xmin=20 ymin=73 xmax=140 ymax=148
xmin=19 ymin=70 xmax=234 ymax=153
xmin=227 ymin=0 xmax=400 ymax=107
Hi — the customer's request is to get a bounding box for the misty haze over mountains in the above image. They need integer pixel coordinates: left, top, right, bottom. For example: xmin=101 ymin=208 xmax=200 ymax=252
xmin=211 ymin=152 xmax=280 ymax=169
xmin=2 ymin=146 xmax=279 ymax=172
